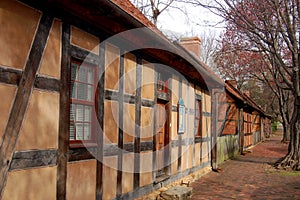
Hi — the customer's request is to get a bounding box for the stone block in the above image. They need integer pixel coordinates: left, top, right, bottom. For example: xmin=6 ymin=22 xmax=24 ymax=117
xmin=161 ymin=186 xmax=192 ymax=200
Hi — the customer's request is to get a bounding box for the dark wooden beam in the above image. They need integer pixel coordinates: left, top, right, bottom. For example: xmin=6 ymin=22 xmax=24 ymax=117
xmin=57 ymin=22 xmax=70 ymax=200
xmin=152 ymin=69 xmax=158 ymax=180
xmin=0 ymin=66 xmax=60 ymax=92
xmin=211 ymin=89 xmax=219 ymax=170
xmin=239 ymin=108 xmax=244 ymax=154
xmin=0 ymin=14 xmax=54 ymax=198
xmin=116 ymin=52 xmax=125 ymax=198
xmin=68 ymin=147 xmax=97 ymax=162
xmin=34 ymin=76 xmax=60 ymax=92
xmin=0 ymin=67 xmax=22 ymax=86
xmin=9 ymin=149 xmax=57 ymax=171
xmin=96 ymin=43 xmax=105 ymax=200
xmin=70 ymin=45 xmax=100 ymax=65
xmin=177 ymin=78 xmax=182 ymax=171
xmin=133 ymin=58 xmax=142 ymax=194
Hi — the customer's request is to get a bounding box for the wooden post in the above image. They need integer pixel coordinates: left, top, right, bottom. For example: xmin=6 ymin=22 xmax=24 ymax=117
xmin=57 ymin=22 xmax=70 ymax=200
xmin=116 ymin=52 xmax=125 ymax=198
xmin=239 ymin=107 xmax=245 ymax=154
xmin=211 ymin=89 xmax=218 ymax=171
xmin=133 ymin=58 xmax=142 ymax=196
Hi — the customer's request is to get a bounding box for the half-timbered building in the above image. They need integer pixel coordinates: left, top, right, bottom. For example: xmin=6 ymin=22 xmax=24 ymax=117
xmin=0 ymin=0 xmax=271 ymax=199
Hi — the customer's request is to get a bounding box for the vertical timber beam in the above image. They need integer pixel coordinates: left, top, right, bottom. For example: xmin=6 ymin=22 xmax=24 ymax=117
xmin=152 ymin=67 xmax=158 ymax=180
xmin=96 ymin=43 xmax=106 ymax=200
xmin=57 ymin=22 xmax=70 ymax=200
xmin=211 ymin=89 xmax=219 ymax=171
xmin=0 ymin=14 xmax=54 ymax=198
xmin=116 ymin=51 xmax=125 ymax=198
xmin=177 ymin=77 xmax=182 ymax=171
xmin=133 ymin=58 xmax=142 ymax=197
xmin=239 ymin=107 xmax=245 ymax=154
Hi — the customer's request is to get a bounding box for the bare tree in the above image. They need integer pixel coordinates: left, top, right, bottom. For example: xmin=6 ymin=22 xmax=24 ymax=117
xmin=199 ymin=30 xmax=218 ymax=67
xmin=198 ymin=0 xmax=300 ymax=170
xmin=131 ymin=0 xmax=177 ymax=25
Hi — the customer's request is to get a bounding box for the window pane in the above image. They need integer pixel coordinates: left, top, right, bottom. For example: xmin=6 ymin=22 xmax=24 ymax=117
xmin=76 ymin=123 xmax=83 ymax=140
xmin=70 ymin=104 xmax=75 ymax=121
xmin=71 ymin=82 xmax=77 ymax=98
xmin=85 ymin=106 xmax=91 ymax=122
xmin=76 ymin=105 xmax=84 ymax=121
xmin=79 ymin=66 xmax=86 ymax=82
xmin=71 ymin=63 xmax=78 ymax=80
xmin=87 ymin=85 xmax=92 ymax=101
xmin=77 ymin=83 xmax=86 ymax=100
xmin=84 ymin=124 xmax=91 ymax=140
xmin=70 ymin=123 xmax=75 ymax=140
xmin=88 ymin=68 xmax=94 ymax=84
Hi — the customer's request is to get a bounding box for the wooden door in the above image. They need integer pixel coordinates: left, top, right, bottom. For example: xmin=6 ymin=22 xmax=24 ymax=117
xmin=156 ymin=101 xmax=169 ymax=177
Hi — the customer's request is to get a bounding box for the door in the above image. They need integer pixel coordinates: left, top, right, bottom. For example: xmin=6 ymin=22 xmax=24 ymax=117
xmin=156 ymin=101 xmax=169 ymax=177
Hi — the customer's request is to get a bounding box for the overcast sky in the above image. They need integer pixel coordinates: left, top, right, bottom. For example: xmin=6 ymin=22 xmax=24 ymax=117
xmin=156 ymin=2 xmax=225 ymax=38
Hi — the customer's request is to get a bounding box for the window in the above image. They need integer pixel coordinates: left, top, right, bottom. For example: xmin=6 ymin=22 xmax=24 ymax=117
xmin=195 ymin=99 xmax=202 ymax=137
xmin=70 ymin=59 xmax=97 ymax=144
xmin=157 ymin=71 xmax=169 ymax=93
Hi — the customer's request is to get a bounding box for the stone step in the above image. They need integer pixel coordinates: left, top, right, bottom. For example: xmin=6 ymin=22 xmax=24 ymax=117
xmin=160 ymin=186 xmax=192 ymax=200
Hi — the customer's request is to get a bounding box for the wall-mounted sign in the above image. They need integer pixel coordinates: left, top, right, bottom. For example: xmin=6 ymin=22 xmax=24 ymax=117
xmin=178 ymin=98 xmax=185 ymax=134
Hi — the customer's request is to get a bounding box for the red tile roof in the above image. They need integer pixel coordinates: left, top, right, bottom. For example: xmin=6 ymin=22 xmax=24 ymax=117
xmin=110 ymin=0 xmax=155 ymax=28
xmin=110 ymin=0 xmax=168 ymax=39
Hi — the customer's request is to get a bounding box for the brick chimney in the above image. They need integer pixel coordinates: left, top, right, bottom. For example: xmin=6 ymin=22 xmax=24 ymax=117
xmin=179 ymin=37 xmax=201 ymax=58
xmin=225 ymin=80 xmax=237 ymax=89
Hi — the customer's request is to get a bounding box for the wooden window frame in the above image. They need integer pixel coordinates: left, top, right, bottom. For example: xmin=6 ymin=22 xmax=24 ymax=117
xmin=157 ymin=71 xmax=169 ymax=93
xmin=69 ymin=58 xmax=98 ymax=148
xmin=195 ymin=97 xmax=202 ymax=138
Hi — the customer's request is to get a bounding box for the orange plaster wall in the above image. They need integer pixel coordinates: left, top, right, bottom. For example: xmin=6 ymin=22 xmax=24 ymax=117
xmin=202 ymin=142 xmax=209 ymax=163
xmin=171 ymin=75 xmax=179 ymax=106
xmin=141 ymin=106 xmax=153 ymax=141
xmin=188 ymin=145 xmax=193 ymax=169
xmin=0 ymin=84 xmax=17 ymax=144
xmin=105 ymin=43 xmax=120 ymax=91
xmin=16 ymin=89 xmax=59 ymax=151
xmin=140 ymin=151 xmax=152 ymax=187
xmin=195 ymin=143 xmax=200 ymax=166
xmin=123 ymin=103 xmax=135 ymax=143
xmin=122 ymin=153 xmax=134 ymax=194
xmin=189 ymin=85 xmax=195 ymax=109
xmin=2 ymin=166 xmax=56 ymax=200
xmin=0 ymin=0 xmax=40 ymax=69
xmin=182 ymin=80 xmax=188 ymax=105
xmin=124 ymin=53 xmax=136 ymax=95
xmin=71 ymin=26 xmax=99 ymax=54
xmin=188 ymin=114 xmax=194 ymax=138
xmin=171 ymin=111 xmax=178 ymax=141
xmin=170 ymin=147 xmax=178 ymax=175
xmin=103 ymin=156 xmax=117 ymax=200
xmin=66 ymin=160 xmax=96 ymax=200
xmin=104 ymin=100 xmax=119 ymax=144
xmin=181 ymin=146 xmax=187 ymax=171
xmin=202 ymin=117 xmax=208 ymax=137
xmin=206 ymin=117 xmax=211 ymax=137
xmin=141 ymin=60 xmax=154 ymax=100
xmin=39 ymin=19 xmax=62 ymax=78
